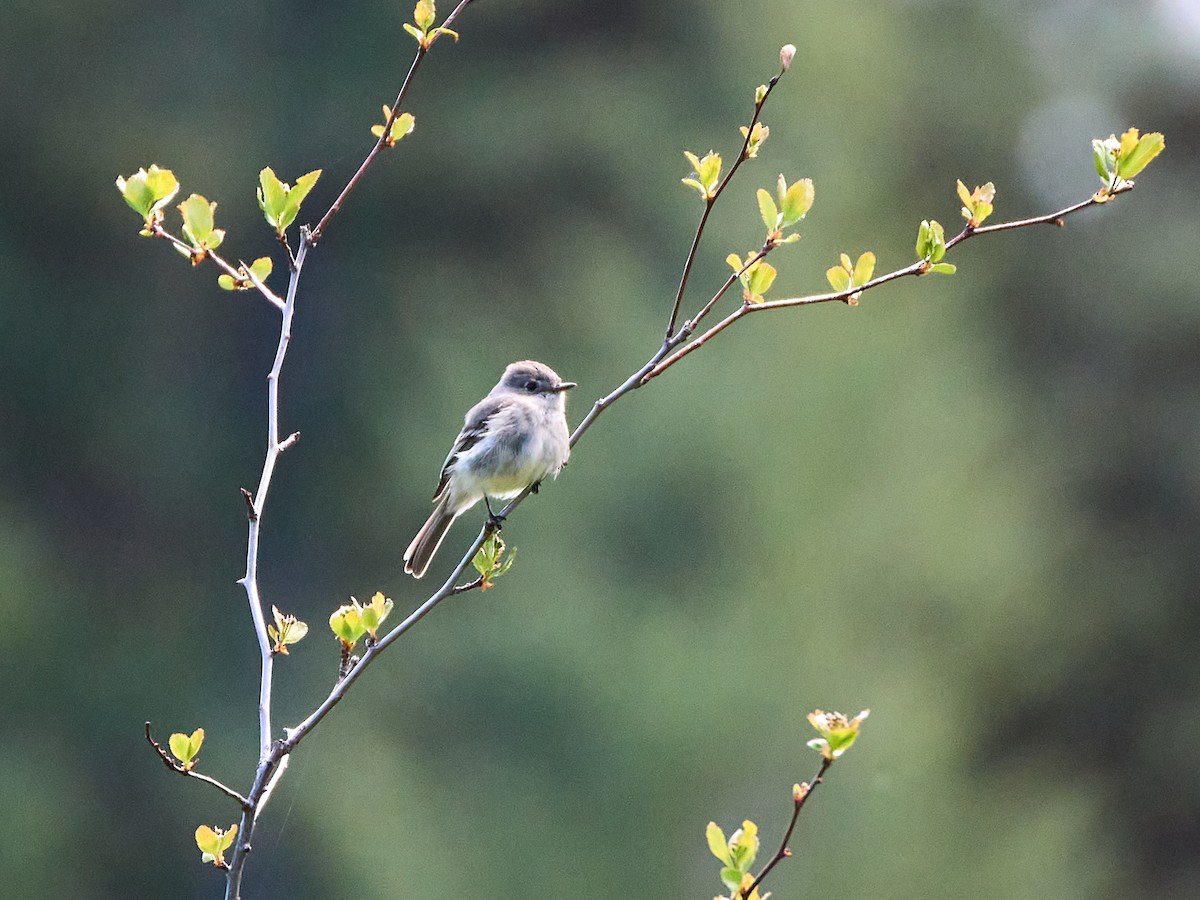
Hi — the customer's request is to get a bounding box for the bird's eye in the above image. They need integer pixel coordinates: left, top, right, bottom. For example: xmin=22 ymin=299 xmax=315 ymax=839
xmin=524 ymin=380 xmax=539 ymax=392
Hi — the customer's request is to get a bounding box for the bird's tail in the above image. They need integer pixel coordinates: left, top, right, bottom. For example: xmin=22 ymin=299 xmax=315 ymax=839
xmin=403 ymin=496 xmax=457 ymax=578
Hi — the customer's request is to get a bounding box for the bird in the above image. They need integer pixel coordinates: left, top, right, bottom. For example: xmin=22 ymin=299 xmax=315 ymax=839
xmin=403 ymin=360 xmax=576 ymax=578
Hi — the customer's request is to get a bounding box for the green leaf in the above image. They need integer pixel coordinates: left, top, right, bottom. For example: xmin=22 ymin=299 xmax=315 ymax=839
xmin=247 ymin=256 xmax=273 ymax=282
xmin=706 ymin=821 xmax=731 ymax=865
xmin=329 ymin=600 xmax=366 ymax=645
xmin=360 ymin=592 xmax=394 ymax=637
xmin=178 ymin=194 xmax=224 ymax=250
xmin=826 ymin=265 xmax=851 ymax=292
xmin=929 ymin=262 xmax=957 ymax=275
xmin=414 ymin=0 xmax=436 ymax=30
xmin=258 ymin=167 xmax=287 ymax=225
xmin=1092 ymin=137 xmax=1117 ymax=181
xmin=115 ymin=165 xmax=179 ymax=221
xmin=916 ymin=219 xmax=946 ymax=262
xmin=852 ymin=251 xmax=876 ymax=286
xmin=720 ymin=867 xmax=743 ymax=892
xmin=219 ymin=257 xmax=273 ymax=292
xmin=257 ymin=168 xmax=320 ymax=234
xmin=169 ymin=728 xmax=204 ymax=768
xmin=382 ymin=112 xmax=415 ymax=145
xmin=756 ymin=188 xmax=778 ymax=231
xmin=731 ymin=820 xmax=759 ymax=869
xmin=195 ymin=823 xmax=237 ymax=866
xmin=745 ymin=260 xmax=776 ymax=298
xmin=694 ymin=151 xmax=722 ymax=193
xmin=778 ymin=177 xmax=814 ymax=226
xmin=956 ymin=179 xmax=972 ymax=209
xmin=403 ymin=22 xmax=423 ymax=42
xmin=278 ymin=169 xmax=321 ymax=231
xmin=1116 ymin=130 xmax=1165 ymax=179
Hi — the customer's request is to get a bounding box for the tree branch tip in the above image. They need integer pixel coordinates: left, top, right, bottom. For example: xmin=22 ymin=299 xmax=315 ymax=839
xmin=144 ymin=722 xmax=182 ymax=771
xmin=278 ymin=431 xmax=301 ymax=453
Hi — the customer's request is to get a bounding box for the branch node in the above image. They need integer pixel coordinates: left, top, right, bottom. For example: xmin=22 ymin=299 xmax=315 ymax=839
xmin=241 ymin=488 xmax=258 ymax=522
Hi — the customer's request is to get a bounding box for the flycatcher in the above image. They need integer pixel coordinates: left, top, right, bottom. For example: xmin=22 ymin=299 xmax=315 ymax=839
xmin=403 ymin=360 xmax=575 ymax=578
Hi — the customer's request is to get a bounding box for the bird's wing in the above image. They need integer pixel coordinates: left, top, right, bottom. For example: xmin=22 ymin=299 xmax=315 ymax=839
xmin=431 ymin=396 xmax=507 ymax=500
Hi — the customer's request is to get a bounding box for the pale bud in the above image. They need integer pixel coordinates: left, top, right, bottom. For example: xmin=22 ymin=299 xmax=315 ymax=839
xmin=780 ymin=44 xmax=796 ymax=71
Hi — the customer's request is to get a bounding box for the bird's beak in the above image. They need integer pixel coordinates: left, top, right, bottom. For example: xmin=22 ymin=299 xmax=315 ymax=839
xmin=553 ymin=381 xmax=577 ymax=392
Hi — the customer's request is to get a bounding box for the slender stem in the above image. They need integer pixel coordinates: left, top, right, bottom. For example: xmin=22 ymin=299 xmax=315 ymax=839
xmin=149 ymin=225 xmax=285 ymax=310
xmin=224 ymin=233 xmax=308 ymax=900
xmin=665 ymin=67 xmax=786 ymax=338
xmin=643 ymin=187 xmax=1130 ymax=383
xmin=310 ymin=0 xmax=476 ymax=244
xmin=143 ymin=723 xmax=252 ymax=808
xmin=670 ymin=245 xmax=770 ymax=349
xmin=741 ymin=758 xmax=833 ymax=899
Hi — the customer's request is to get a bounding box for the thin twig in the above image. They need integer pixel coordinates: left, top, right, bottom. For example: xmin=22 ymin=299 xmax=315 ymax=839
xmin=144 ymin=723 xmax=252 ymax=809
xmin=310 ymin=0 xmax=476 ymax=243
xmin=741 ymin=758 xmax=833 ymax=899
xmin=641 ymin=187 xmax=1131 ymax=384
xmin=149 ymin=225 xmax=285 ymax=310
xmin=665 ymin=62 xmax=788 ymax=338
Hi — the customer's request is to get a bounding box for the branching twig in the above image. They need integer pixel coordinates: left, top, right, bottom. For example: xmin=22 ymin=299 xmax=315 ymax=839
xmin=144 ymin=723 xmax=251 ymax=809
xmin=148 ymin=224 xmax=286 ymax=311
xmin=641 ymin=185 xmax=1134 ymax=385
xmin=665 ymin=59 xmax=788 ymax=338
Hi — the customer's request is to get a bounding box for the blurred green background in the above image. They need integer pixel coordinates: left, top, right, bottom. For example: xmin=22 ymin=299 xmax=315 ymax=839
xmin=2 ymin=0 xmax=1198 ymax=897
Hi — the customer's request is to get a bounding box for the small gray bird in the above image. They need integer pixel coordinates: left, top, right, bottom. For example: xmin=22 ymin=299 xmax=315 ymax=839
xmin=403 ymin=360 xmax=575 ymax=578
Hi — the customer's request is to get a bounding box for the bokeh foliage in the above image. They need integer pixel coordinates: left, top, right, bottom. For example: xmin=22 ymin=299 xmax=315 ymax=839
xmin=1 ymin=0 xmax=1198 ymax=897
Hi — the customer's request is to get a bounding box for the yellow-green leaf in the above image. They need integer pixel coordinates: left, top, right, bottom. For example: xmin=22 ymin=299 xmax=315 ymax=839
xmin=169 ymin=727 xmax=204 ymax=769
xmin=756 ymin=188 xmax=778 ymax=231
xmin=195 ymin=823 xmax=237 ymax=867
xmin=115 ymin=165 xmax=179 ymax=221
xmin=706 ymin=821 xmax=731 ymax=865
xmin=826 ymin=265 xmax=851 ymax=292
xmin=778 ymin=177 xmax=814 ymax=226
xmin=414 ymin=0 xmax=436 ymax=30
xmin=1117 ymin=130 xmax=1165 ymax=179
xmin=853 ymin=251 xmax=876 ymax=286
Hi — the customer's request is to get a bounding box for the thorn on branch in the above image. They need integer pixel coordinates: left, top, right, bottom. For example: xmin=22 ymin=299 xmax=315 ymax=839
xmin=241 ymin=488 xmax=258 ymax=522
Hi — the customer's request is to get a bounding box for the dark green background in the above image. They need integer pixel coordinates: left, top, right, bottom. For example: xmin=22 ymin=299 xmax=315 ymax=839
xmin=2 ymin=1 xmax=1198 ymax=897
